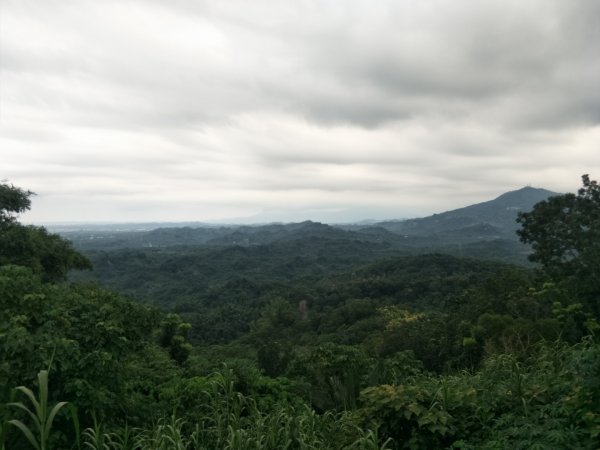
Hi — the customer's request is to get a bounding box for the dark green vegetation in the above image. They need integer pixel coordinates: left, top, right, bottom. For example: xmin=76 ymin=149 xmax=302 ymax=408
xmin=0 ymin=183 xmax=91 ymax=283
xmin=1 ymin=177 xmax=599 ymax=449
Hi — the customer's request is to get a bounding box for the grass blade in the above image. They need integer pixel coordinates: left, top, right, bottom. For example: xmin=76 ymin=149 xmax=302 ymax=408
xmin=44 ymin=402 xmax=68 ymax=441
xmin=8 ymin=419 xmax=41 ymax=450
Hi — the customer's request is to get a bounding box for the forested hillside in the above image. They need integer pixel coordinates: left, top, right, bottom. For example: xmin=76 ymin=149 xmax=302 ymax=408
xmin=59 ymin=186 xmax=555 ymax=267
xmin=1 ymin=177 xmax=599 ymax=449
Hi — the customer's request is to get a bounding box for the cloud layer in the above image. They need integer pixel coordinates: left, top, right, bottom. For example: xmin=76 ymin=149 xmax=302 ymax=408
xmin=1 ymin=0 xmax=599 ymax=223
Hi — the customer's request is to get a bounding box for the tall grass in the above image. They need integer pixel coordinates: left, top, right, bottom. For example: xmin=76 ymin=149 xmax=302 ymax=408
xmin=4 ymin=368 xmax=386 ymax=450
xmin=75 ymin=370 xmax=381 ymax=450
xmin=8 ymin=370 xmax=69 ymax=450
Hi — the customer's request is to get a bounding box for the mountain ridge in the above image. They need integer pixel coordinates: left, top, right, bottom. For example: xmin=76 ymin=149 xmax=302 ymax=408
xmin=371 ymin=186 xmax=559 ymax=240
xmin=61 ymin=186 xmax=559 ymax=266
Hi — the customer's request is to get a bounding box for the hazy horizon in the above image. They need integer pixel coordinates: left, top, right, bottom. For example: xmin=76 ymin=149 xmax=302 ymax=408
xmin=2 ymin=1 xmax=599 ymax=224
xmin=28 ymin=184 xmax=559 ymax=229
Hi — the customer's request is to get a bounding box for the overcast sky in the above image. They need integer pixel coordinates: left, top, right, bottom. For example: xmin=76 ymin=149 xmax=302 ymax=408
xmin=1 ymin=0 xmax=599 ymax=224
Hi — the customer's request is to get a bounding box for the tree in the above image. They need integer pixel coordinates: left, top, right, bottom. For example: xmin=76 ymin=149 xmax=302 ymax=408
xmin=0 ymin=264 xmax=174 ymax=434
xmin=0 ymin=182 xmax=33 ymax=224
xmin=517 ymin=174 xmax=600 ymax=314
xmin=159 ymin=313 xmax=192 ymax=365
xmin=0 ymin=182 xmax=91 ymax=281
xmin=289 ymin=343 xmax=370 ymax=411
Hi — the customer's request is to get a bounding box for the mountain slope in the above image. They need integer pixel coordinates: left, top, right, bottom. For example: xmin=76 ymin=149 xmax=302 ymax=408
xmin=374 ymin=186 xmax=558 ymax=240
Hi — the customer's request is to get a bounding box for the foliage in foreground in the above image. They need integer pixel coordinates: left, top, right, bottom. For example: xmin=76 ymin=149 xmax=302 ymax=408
xmin=3 ymin=337 xmax=599 ymax=449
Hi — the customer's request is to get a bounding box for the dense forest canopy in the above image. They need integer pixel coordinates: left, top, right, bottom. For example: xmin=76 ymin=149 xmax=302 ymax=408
xmin=1 ymin=176 xmax=599 ymax=449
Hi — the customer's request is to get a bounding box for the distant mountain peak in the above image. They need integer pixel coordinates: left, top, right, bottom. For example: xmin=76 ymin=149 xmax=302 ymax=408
xmin=494 ymin=186 xmax=558 ymax=201
xmin=372 ymin=185 xmax=560 ymax=241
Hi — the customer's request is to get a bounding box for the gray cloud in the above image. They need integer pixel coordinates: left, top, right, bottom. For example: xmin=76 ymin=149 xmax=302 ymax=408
xmin=1 ymin=0 xmax=599 ymax=223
